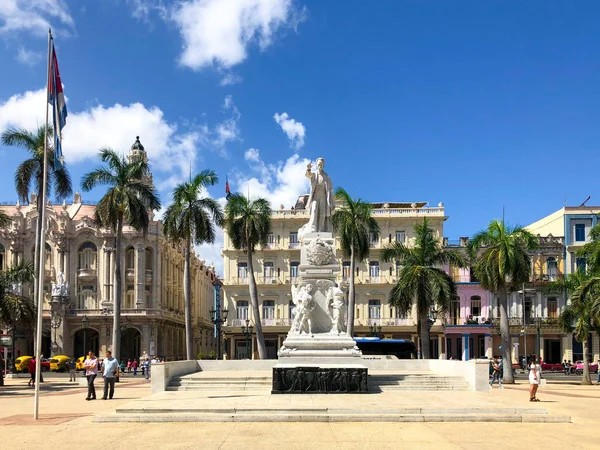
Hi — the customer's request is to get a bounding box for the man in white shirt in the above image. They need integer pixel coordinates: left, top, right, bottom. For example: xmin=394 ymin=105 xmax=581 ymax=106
xmin=101 ymin=350 xmax=120 ymax=400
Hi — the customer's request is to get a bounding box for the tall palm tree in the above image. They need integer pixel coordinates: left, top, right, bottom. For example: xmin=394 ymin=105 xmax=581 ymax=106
xmin=383 ymin=218 xmax=467 ymax=359
xmin=81 ymin=148 xmax=160 ymax=361
xmin=0 ymin=261 xmax=35 ymax=386
xmin=331 ymin=188 xmax=379 ymax=336
xmin=224 ymin=193 xmax=272 ymax=359
xmin=162 ymin=170 xmax=224 ymax=360
xmin=469 ymin=220 xmax=538 ymax=383
xmin=546 ymin=271 xmax=598 ymax=385
xmin=1 ymin=126 xmax=72 ymax=325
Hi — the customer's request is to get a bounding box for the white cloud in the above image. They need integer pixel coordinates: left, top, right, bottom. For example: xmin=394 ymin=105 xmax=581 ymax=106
xmin=244 ymin=148 xmax=260 ymax=162
xmin=273 ymin=112 xmax=305 ymax=149
xmin=0 ymin=89 xmax=240 ymax=193
xmin=0 ymin=0 xmax=74 ymax=37
xmin=172 ymin=0 xmax=305 ymax=71
xmin=16 ymin=47 xmax=43 ymax=66
xmin=219 ymin=72 xmax=243 ymax=86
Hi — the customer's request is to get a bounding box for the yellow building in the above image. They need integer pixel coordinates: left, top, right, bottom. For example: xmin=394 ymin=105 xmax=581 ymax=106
xmin=221 ymin=199 xmax=447 ymax=359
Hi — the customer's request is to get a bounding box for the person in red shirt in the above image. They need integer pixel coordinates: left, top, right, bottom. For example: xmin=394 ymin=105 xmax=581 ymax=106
xmin=27 ymin=358 xmax=36 ymax=387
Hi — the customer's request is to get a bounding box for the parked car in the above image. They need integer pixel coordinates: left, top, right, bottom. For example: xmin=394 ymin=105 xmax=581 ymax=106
xmin=574 ymin=360 xmax=599 ymax=374
xmin=14 ymin=356 xmax=32 ymax=373
xmin=541 ymin=362 xmax=564 ymax=372
xmin=50 ymin=355 xmax=70 ymax=372
xmin=39 ymin=358 xmax=51 ymax=372
xmin=76 ymin=356 xmax=85 ymax=371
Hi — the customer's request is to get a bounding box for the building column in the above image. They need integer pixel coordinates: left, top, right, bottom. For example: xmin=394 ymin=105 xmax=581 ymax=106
xmin=100 ymin=324 xmax=109 ymax=355
xmin=539 ymin=337 xmax=545 ymax=362
xmin=438 ymin=335 xmax=444 ymax=359
xmin=64 ymin=250 xmax=70 ymax=284
xmin=58 ymin=250 xmax=64 ymax=273
xmin=462 ymin=334 xmax=469 ymax=361
xmin=251 ymin=336 xmax=256 ymax=360
xmin=511 ymin=336 xmax=520 ymax=364
xmin=484 ymin=334 xmax=493 ymax=359
xmin=562 ymin=334 xmax=573 ymax=362
xmin=135 ymin=247 xmax=144 ymax=307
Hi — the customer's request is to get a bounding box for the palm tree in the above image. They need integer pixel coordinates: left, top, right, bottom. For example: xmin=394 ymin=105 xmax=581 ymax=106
xmin=469 ymin=220 xmax=538 ymax=383
xmin=0 ymin=208 xmax=11 ymax=228
xmin=331 ymin=188 xmax=379 ymax=336
xmin=162 ymin=171 xmax=224 ymax=360
xmin=382 ymin=218 xmax=467 ymax=359
xmin=546 ymin=271 xmax=598 ymax=385
xmin=0 ymin=261 xmax=35 ymax=386
xmin=1 ymin=126 xmax=72 ymax=322
xmin=81 ymin=148 xmax=160 ymax=361
xmin=224 ymin=193 xmax=272 ymax=359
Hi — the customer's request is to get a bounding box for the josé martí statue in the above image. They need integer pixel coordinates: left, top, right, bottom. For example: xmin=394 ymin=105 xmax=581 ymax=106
xmin=302 ymin=158 xmax=335 ymax=235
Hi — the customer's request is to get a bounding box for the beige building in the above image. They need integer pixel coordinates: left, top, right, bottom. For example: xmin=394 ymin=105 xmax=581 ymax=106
xmin=221 ymin=198 xmax=447 ymax=359
xmin=0 ymin=139 xmax=218 ymax=362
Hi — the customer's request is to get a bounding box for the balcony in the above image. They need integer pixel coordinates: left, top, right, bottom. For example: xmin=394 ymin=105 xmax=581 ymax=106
xmin=228 ymin=277 xmax=249 ymax=285
xmin=363 ymin=276 xmax=388 ymax=284
xmin=284 ymin=276 xmax=300 ymax=284
xmin=77 ymin=268 xmax=97 ymax=281
xmin=263 ymin=243 xmax=277 ymax=250
xmin=125 ymin=268 xmax=135 ymax=282
xmin=288 ymin=242 xmax=300 ymax=249
xmin=446 ymin=316 xmax=491 ymax=326
xmin=145 ymin=269 xmax=153 ymax=284
xmin=261 ymin=318 xmax=276 ymax=326
xmin=258 ymin=276 xmax=280 ymax=285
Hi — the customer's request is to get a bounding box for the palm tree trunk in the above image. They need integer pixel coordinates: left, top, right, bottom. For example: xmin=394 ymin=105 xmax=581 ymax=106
xmin=581 ymin=337 xmax=591 ymax=385
xmin=346 ymin=245 xmax=356 ymax=336
xmin=183 ymin=238 xmax=193 ymax=360
xmin=498 ymin=288 xmax=514 ymax=383
xmin=247 ymin=248 xmax=266 ymax=359
xmin=112 ymin=213 xmax=123 ymax=361
xmin=420 ymin=314 xmax=431 ymax=359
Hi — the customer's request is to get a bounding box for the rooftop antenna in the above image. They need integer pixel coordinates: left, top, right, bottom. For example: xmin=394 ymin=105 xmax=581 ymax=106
xmin=579 ymin=196 xmax=591 ymax=207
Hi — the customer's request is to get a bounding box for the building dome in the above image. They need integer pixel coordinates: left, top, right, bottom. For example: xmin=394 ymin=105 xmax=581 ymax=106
xmin=131 ymin=136 xmax=145 ymax=152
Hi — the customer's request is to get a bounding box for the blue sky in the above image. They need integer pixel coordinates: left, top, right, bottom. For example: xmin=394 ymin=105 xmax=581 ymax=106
xmin=1 ymin=0 xmax=599 ymax=271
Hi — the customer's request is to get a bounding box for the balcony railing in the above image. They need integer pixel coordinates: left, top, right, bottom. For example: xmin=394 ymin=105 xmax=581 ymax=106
xmin=125 ymin=268 xmax=135 ymax=281
xmin=363 ymin=276 xmax=389 ymax=284
xmin=288 ymin=242 xmax=300 ymax=249
xmin=258 ymin=276 xmax=280 ymax=285
xmin=228 ymin=277 xmax=249 ymax=285
xmin=77 ymin=268 xmax=97 ymax=279
xmin=446 ymin=316 xmax=492 ymax=326
xmin=145 ymin=269 xmax=153 ymax=284
xmin=284 ymin=276 xmax=300 ymax=284
xmin=261 ymin=318 xmax=276 ymax=326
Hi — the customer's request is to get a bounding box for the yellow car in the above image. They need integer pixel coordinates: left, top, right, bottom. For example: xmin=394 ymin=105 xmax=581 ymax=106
xmin=75 ymin=356 xmax=86 ymax=371
xmin=15 ymin=356 xmax=32 ymax=373
xmin=50 ymin=355 xmax=70 ymax=372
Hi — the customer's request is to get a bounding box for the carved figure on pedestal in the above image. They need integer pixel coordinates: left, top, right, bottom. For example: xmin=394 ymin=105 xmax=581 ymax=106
xmin=51 ymin=271 xmax=69 ymax=297
xmin=290 ymin=283 xmax=315 ymax=335
xmin=326 ymin=286 xmax=346 ymax=334
xmin=299 ymin=158 xmax=335 ymax=239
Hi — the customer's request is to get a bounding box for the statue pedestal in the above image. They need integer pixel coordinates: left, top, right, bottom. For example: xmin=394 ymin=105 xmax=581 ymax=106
xmin=275 ymin=232 xmax=366 ymax=393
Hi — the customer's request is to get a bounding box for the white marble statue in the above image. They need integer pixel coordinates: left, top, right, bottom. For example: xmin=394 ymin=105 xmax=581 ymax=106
xmin=327 ymin=286 xmax=346 ymax=334
xmin=302 ymin=158 xmax=335 ymax=235
xmin=291 ymin=283 xmax=315 ymax=335
xmin=51 ymin=271 xmax=69 ymax=297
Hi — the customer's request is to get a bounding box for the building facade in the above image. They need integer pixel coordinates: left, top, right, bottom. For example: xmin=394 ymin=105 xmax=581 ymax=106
xmin=0 ymin=139 xmax=218 ymax=362
xmin=221 ymin=199 xmax=447 ymax=359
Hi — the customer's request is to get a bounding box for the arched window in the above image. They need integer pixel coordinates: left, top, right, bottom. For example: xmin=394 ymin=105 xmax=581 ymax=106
xmin=44 ymin=243 xmax=52 ymax=270
xmin=124 ymin=286 xmax=135 ymax=309
xmin=78 ymin=242 xmax=97 ymax=270
xmin=0 ymin=243 xmax=5 ymax=271
xmin=368 ymin=299 xmax=381 ymax=319
xmin=546 ymin=257 xmax=557 ymax=281
xmin=126 ymin=247 xmax=135 ymax=270
xmin=77 ymin=285 xmax=97 ymax=309
xmin=470 ymin=296 xmax=481 ymax=317
xmin=236 ymin=300 xmax=249 ymax=320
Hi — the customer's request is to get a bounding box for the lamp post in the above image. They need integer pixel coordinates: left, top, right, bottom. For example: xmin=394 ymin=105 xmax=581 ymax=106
xmin=241 ymin=319 xmax=254 ymax=359
xmin=368 ymin=324 xmax=382 ymax=337
xmin=81 ymin=315 xmax=88 ymax=357
xmin=534 ymin=317 xmax=542 ymax=360
xmin=210 ymin=308 xmax=229 ymax=360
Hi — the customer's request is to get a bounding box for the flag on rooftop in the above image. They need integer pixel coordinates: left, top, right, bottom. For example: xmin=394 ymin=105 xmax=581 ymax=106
xmin=48 ymin=40 xmax=67 ymax=166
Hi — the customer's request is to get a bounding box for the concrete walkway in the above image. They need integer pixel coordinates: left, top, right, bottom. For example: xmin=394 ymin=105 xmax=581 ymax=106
xmin=1 ymin=374 xmax=599 ymax=449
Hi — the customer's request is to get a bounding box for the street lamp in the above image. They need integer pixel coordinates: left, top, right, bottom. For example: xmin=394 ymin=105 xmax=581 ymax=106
xmin=210 ymin=308 xmax=229 ymax=360
xmin=241 ymin=319 xmax=254 ymax=359
xmin=368 ymin=324 xmax=381 ymax=337
xmin=81 ymin=315 xmax=89 ymax=357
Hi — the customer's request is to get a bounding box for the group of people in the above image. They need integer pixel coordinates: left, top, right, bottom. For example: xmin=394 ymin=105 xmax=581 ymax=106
xmin=489 ymin=354 xmax=543 ymax=401
xmin=81 ymin=351 xmax=162 ymax=401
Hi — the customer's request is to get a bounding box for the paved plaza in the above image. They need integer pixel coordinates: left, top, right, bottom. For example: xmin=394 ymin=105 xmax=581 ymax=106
xmin=1 ymin=373 xmax=599 ymax=449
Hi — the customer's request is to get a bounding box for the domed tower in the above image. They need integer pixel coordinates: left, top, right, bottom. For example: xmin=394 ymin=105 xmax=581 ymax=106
xmin=128 ymin=136 xmax=153 ymax=186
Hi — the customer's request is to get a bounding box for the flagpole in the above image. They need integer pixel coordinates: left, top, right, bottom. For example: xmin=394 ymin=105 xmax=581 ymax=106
xmin=33 ymin=28 xmax=52 ymax=420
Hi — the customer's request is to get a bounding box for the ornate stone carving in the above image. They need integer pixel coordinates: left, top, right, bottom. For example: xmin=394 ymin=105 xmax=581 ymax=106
xmin=272 ymin=366 xmax=368 ymax=394
xmin=51 ymin=271 xmax=69 ymax=297
xmin=305 ymin=238 xmax=334 ymax=266
xmin=290 ymin=283 xmax=315 ymax=335
xmin=326 ymin=286 xmax=346 ymax=334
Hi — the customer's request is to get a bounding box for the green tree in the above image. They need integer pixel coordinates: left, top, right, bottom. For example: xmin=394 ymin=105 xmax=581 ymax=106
xmin=0 ymin=208 xmax=11 ymax=228
xmin=81 ymin=149 xmax=160 ymax=361
xmin=469 ymin=220 xmax=538 ymax=383
xmin=224 ymin=194 xmax=272 ymax=359
xmin=1 ymin=126 xmax=72 ymax=323
xmin=162 ymin=171 xmax=224 ymax=360
xmin=383 ymin=218 xmax=466 ymax=358
xmin=546 ymin=271 xmax=598 ymax=384
xmin=0 ymin=261 xmax=35 ymax=386
xmin=331 ymin=188 xmax=380 ymax=336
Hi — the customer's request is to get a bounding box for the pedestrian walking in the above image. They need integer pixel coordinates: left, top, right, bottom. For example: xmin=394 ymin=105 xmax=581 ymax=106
xmin=132 ymin=359 xmax=138 ymax=376
xmin=101 ymin=351 xmax=119 ymax=400
xmin=83 ymin=351 xmax=98 ymax=401
xmin=143 ymin=358 xmax=150 ymax=379
xmin=127 ymin=359 xmax=132 ymax=373
xmin=529 ymin=354 xmax=541 ymax=402
xmin=489 ymin=356 xmax=503 ymax=389
xmin=27 ymin=357 xmax=36 ymax=388
xmin=68 ymin=358 xmax=77 ymax=382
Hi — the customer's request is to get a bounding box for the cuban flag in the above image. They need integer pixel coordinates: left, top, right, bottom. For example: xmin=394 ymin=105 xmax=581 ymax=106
xmin=48 ymin=41 xmax=67 ymax=165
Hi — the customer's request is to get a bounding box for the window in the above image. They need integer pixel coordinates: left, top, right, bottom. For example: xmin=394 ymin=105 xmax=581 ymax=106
xmin=395 ymin=231 xmax=406 ymax=243
xmin=547 ymin=297 xmax=558 ymax=319
xmin=289 ymin=232 xmax=298 ymax=244
xmin=451 ymin=298 xmax=460 ymax=325
xmin=470 ymin=296 xmax=481 ymax=317
xmin=267 ymin=233 xmax=275 ymax=244
xmin=575 ymin=223 xmax=586 ymax=242
xmin=395 ymin=262 xmax=402 ymax=278
xmin=369 ymin=232 xmax=378 ymax=247
xmin=237 ymin=262 xmax=248 ymax=280
xmin=290 ymin=262 xmax=299 ymax=279
xmin=289 ymin=300 xmax=295 ymax=319
xmin=262 ymin=300 xmax=275 ymax=319
xmin=125 ymin=287 xmax=135 ymax=309
xmin=368 ymin=299 xmax=381 ymax=319
xmin=576 ymin=257 xmax=586 ymax=274
xmin=369 ymin=261 xmax=380 ymax=279
xmin=78 ymin=242 xmax=97 ymax=270
xmin=342 ymin=262 xmax=351 ymax=280
xmin=263 ymin=262 xmax=274 ymax=281
xmin=524 ymin=297 xmax=533 ymax=323
xmin=0 ymin=243 xmax=5 ymax=271
xmin=236 ymin=300 xmax=249 ymax=320
xmin=546 ymin=257 xmax=557 ymax=281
